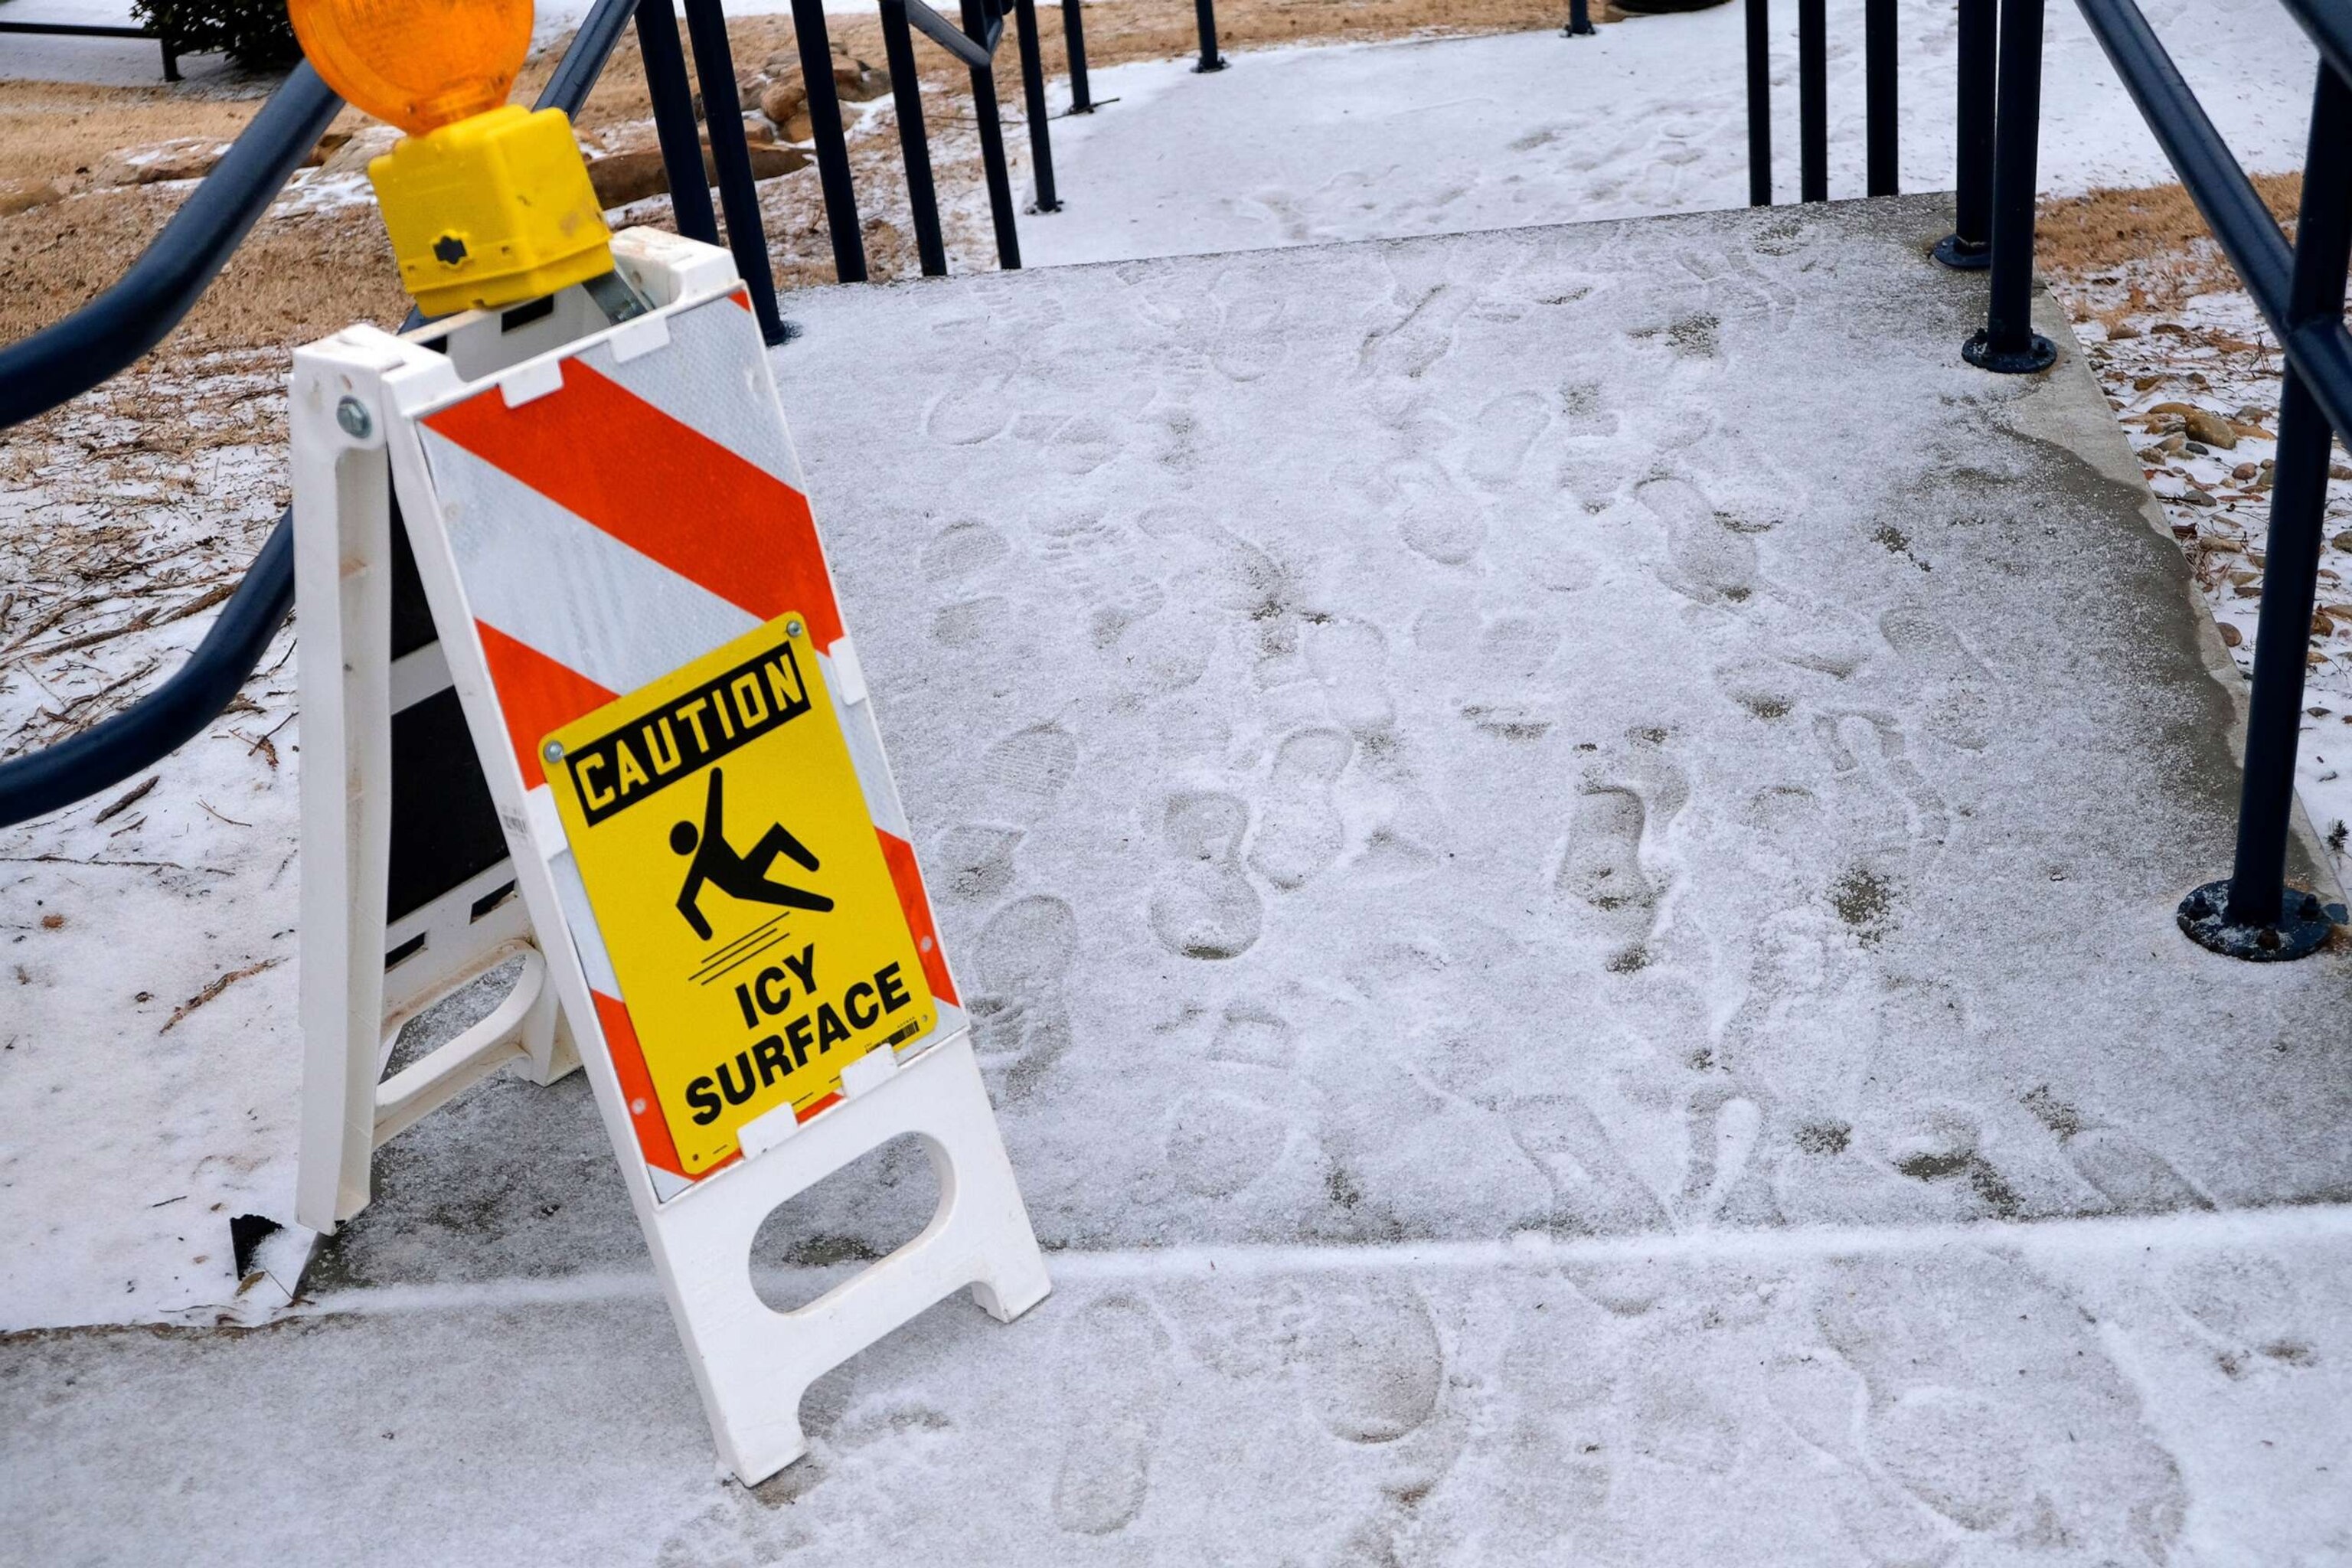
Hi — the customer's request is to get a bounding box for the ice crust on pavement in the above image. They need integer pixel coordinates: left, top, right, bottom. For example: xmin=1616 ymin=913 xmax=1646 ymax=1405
xmin=305 ymin=199 xmax=2352 ymax=1301
xmin=6 ymin=9 xmax=2352 ymax=1553
xmin=11 ymin=198 xmax=2347 ymax=1563
xmin=10 ymin=1216 xmax=2352 ymax=1563
xmin=5 ymin=0 xmax=2338 ymax=1339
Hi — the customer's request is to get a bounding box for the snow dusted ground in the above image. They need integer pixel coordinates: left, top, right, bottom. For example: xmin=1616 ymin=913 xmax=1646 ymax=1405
xmin=6 ymin=6 xmax=2352 ymax=1559
xmin=10 ymin=1210 xmax=2352 ymax=1563
xmin=0 ymin=354 xmax=305 ymax=1326
xmin=1000 ymin=1 xmax=2352 ymax=873
xmin=13 ymin=195 xmax=2349 ymax=1563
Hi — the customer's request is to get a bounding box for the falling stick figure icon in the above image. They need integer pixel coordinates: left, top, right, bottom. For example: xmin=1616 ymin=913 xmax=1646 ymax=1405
xmin=670 ymin=767 xmax=835 ymax=942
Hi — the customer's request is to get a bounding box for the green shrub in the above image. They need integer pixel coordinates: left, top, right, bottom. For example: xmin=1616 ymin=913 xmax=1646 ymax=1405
xmin=133 ymin=0 xmax=302 ymax=70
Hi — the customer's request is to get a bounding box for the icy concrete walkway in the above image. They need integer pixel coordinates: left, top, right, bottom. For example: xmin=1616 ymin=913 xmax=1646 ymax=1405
xmin=8 ymin=196 xmax=2351 ymax=1562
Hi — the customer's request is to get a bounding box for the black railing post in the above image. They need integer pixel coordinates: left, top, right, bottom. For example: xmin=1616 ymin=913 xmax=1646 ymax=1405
xmin=1746 ymin=0 xmax=1772 ymax=205
xmin=877 ymin=0 xmax=948 ymax=276
xmin=1963 ymin=0 xmax=2055 ymax=372
xmin=1936 ymin=0 xmax=1996 ymax=266
xmin=1798 ymin=0 xmax=1828 ymax=201
xmin=962 ymin=0 xmax=1024 ymax=267
xmin=789 ymin=0 xmax=868 ymax=283
xmin=2181 ymin=63 xmax=2352 ymax=960
xmin=636 ymin=0 xmax=720 ymax=247
xmin=1565 ymin=0 xmax=1597 ymax=38
xmin=1194 ymin=0 xmax=1227 ymax=72
xmin=681 ymin=0 xmax=789 ymax=344
xmin=1063 ymin=0 xmax=1094 ymax=111
xmin=1865 ymin=0 xmax=1897 ymax=194
xmin=1012 ymin=0 xmax=1062 ymax=211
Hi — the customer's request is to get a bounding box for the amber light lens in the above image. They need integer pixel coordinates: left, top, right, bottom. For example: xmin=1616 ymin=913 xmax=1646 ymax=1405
xmin=289 ymin=0 xmax=535 ymax=135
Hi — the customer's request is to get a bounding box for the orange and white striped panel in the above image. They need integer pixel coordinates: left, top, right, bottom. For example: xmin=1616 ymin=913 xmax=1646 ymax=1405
xmin=412 ymin=290 xmax=959 ymax=1191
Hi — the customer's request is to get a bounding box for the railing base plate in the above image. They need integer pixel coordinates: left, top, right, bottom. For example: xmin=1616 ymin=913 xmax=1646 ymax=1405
xmin=1932 ymin=233 xmax=1992 ymax=270
xmin=1962 ymin=328 xmax=2056 ymax=374
xmin=2177 ymin=879 xmax=2345 ymax=962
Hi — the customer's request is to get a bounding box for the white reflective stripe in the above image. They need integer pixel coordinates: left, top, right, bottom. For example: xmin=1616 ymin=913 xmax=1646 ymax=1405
xmin=576 ymin=296 xmax=805 ymax=491
xmin=550 ymin=848 xmax=619 ymax=996
xmin=417 ymin=428 xmax=759 ymax=695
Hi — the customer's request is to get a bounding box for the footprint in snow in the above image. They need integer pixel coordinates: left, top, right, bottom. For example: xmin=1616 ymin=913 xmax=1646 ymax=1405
xmin=1148 ymin=790 xmax=1264 ymax=962
xmin=1813 ymin=1250 xmax=2188 ymax=1560
xmin=965 ymin=893 xmax=1077 ymax=1101
xmin=1247 ymin=727 xmax=1353 ymax=892
xmin=1050 ymin=1293 xmax=1169 ymax=1536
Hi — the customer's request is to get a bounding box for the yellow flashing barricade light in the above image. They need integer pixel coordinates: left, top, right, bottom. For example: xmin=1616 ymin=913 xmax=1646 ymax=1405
xmin=290 ymin=0 xmax=614 ymax=316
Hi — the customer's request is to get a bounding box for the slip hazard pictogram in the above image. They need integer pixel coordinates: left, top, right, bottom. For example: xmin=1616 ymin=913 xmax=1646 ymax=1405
xmin=544 ymin=614 xmax=934 ymax=1176
xmin=410 ymin=290 xmax=958 ymax=1187
xmin=671 ymin=770 xmax=832 ymax=939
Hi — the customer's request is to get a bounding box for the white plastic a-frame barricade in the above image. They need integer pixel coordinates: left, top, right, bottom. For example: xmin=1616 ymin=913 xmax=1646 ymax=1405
xmin=288 ymin=228 xmax=1049 ymax=1482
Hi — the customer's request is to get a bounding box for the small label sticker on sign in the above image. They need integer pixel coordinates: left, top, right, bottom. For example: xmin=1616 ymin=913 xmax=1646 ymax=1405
xmin=543 ymin=613 xmax=935 ymax=1174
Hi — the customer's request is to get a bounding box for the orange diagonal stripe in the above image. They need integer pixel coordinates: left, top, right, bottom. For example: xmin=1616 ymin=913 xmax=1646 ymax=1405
xmin=475 ymin=620 xmax=619 ymax=789
xmin=423 ymin=361 xmax=844 ymax=648
xmin=877 ymin=827 xmax=958 ymax=1006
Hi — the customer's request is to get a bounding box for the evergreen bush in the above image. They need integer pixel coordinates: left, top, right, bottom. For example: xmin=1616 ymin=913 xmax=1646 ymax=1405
xmin=132 ymin=0 xmax=302 ymax=70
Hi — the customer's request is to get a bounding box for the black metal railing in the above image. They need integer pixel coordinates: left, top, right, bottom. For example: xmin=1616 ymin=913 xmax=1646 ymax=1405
xmin=0 ymin=18 xmax=181 ymax=82
xmin=1742 ymin=0 xmax=1900 ymax=204
xmin=875 ymin=0 xmax=1036 ymax=274
xmin=0 ymin=0 xmax=1153 ymax=831
xmin=0 ymin=0 xmax=641 ymax=831
xmin=1974 ymin=0 xmax=2350 ymax=959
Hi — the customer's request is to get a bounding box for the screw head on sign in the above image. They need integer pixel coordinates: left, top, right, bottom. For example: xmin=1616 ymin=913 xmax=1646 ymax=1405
xmin=542 ymin=740 xmax=564 ymax=763
xmin=785 ymin=618 xmax=805 ymax=639
xmin=335 ymin=397 xmax=373 ymax=439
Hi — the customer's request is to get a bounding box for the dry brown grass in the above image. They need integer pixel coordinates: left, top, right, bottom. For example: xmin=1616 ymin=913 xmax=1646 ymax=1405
xmin=2034 ymin=172 xmax=2301 ymax=278
xmin=0 ymin=80 xmax=274 ymax=190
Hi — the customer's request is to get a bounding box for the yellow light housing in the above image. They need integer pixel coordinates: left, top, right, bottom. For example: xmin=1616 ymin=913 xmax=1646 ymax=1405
xmin=290 ymin=0 xmax=615 ymax=317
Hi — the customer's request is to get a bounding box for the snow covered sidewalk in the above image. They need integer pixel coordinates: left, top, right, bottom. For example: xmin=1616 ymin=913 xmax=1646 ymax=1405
xmin=9 ymin=193 xmax=2349 ymax=1563
xmin=1011 ymin=0 xmax=2322 ymax=267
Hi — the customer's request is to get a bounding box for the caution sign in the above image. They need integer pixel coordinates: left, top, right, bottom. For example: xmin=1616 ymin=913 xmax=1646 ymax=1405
xmin=544 ymin=612 xmax=936 ymax=1174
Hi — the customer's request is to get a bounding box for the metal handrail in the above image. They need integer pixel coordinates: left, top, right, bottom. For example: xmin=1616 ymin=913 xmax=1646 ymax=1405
xmin=0 ymin=64 xmax=341 ymax=431
xmin=2071 ymin=0 xmax=2352 ymax=435
xmin=1742 ymin=0 xmax=1898 ymax=206
xmin=0 ymin=0 xmax=642 ymax=831
xmin=877 ymin=0 xmax=1029 ymax=274
xmin=1966 ymin=0 xmax=2352 ymax=957
xmin=0 ymin=18 xmax=181 ymax=82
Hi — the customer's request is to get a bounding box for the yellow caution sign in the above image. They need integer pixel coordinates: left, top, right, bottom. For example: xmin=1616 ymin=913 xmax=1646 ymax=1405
xmin=544 ymin=613 xmax=935 ymax=1174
